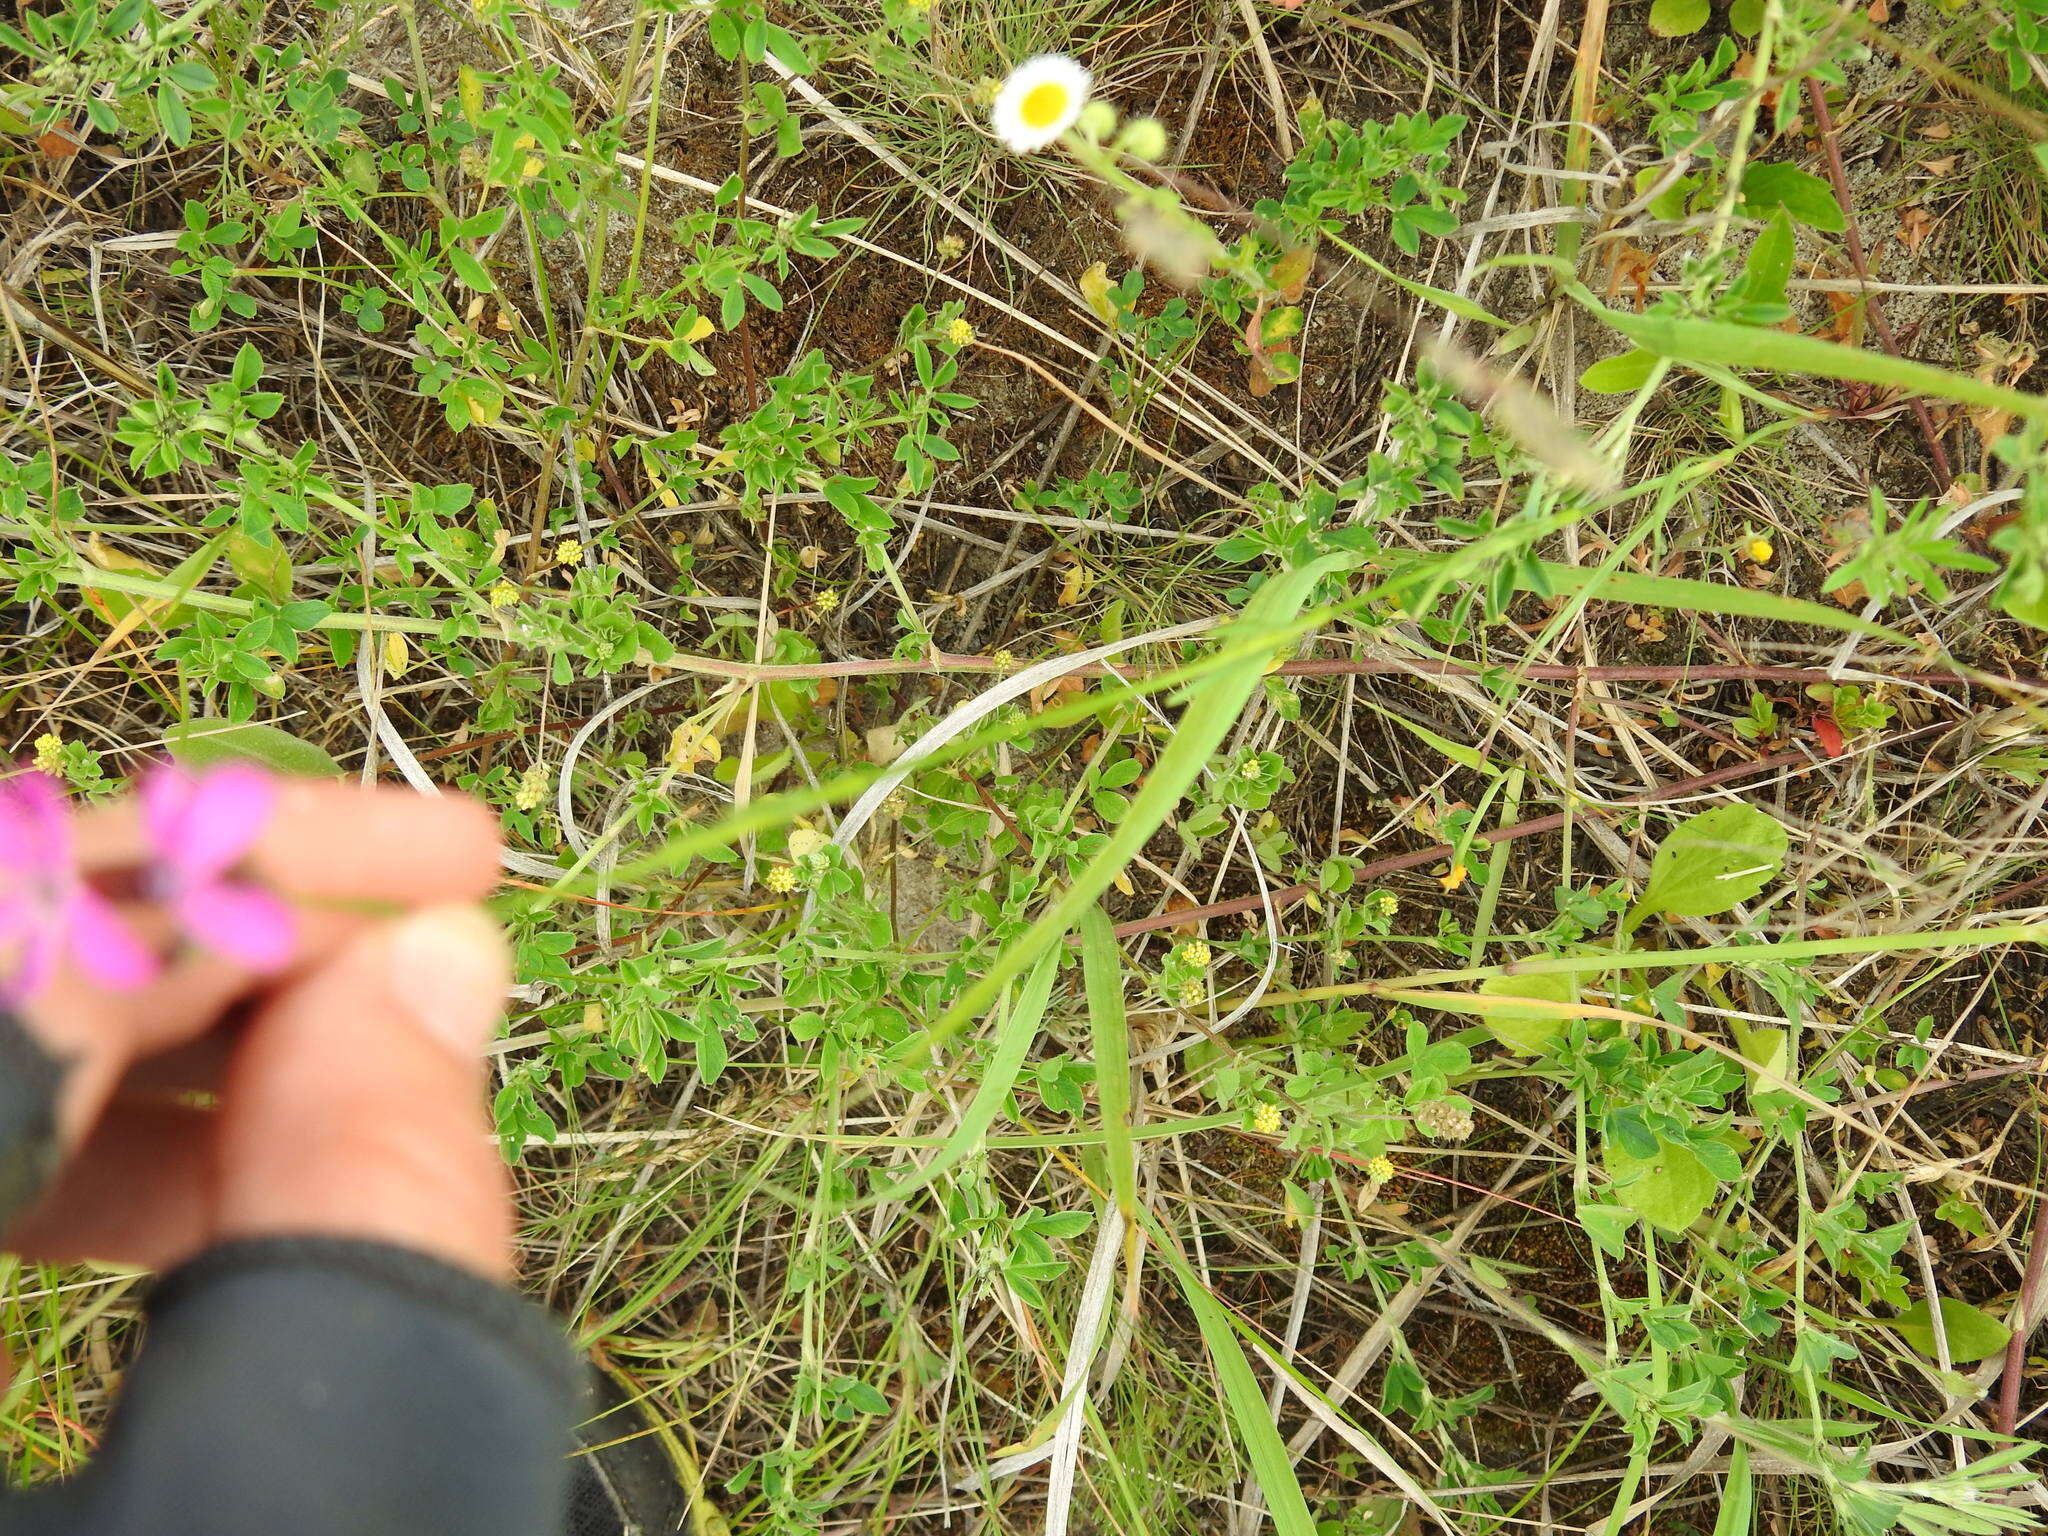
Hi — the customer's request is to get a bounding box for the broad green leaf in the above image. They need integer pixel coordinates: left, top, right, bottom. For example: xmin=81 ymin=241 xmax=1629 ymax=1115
xmin=1476 ymin=972 xmax=1585 ymax=1054
xmin=1888 ymin=1297 xmax=2011 ymax=1363
xmin=1735 ymin=208 xmax=1795 ymax=310
xmin=1577 ymin=1201 xmax=1636 ymax=1260
xmin=1737 ymin=1026 xmax=1790 ymax=1102
xmin=1649 ymin=0 xmax=1710 ymax=35
xmin=227 ymin=531 xmax=292 ymax=602
xmin=1579 ymin=348 xmax=1660 ymax=394
xmin=164 ymin=719 xmax=344 ymax=778
xmin=1605 ymin=1136 xmax=1717 ymax=1233
xmin=1739 ymin=162 xmax=1846 ymax=232
xmin=1997 ymin=560 xmax=2048 ymax=631
xmin=1729 ymin=0 xmax=1765 ymax=33
xmin=1634 ymin=804 xmax=1788 ymax=920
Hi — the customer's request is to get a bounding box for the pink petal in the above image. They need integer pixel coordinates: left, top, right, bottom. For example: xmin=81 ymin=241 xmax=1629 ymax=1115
xmin=175 ymin=880 xmax=295 ymax=972
xmin=144 ymin=764 xmax=277 ymax=881
xmin=63 ymin=886 xmax=161 ymax=990
xmin=0 ymin=772 xmax=72 ymax=870
xmin=139 ymin=764 xmax=196 ymax=856
xmin=0 ymin=794 xmax=32 ymax=875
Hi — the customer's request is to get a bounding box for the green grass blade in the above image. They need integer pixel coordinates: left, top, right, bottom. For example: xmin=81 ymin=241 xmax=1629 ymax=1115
xmin=1078 ymin=906 xmax=1137 ymax=1224
xmin=1712 ymin=1441 xmax=1753 ymax=1536
xmin=887 ymin=554 xmax=1351 ymax=1067
xmin=1597 ymin=303 xmax=2048 ymax=426
xmin=856 ymin=947 xmax=1062 ymax=1210
xmin=1151 ymin=1225 xmax=1317 ymax=1536
xmin=1260 ymin=922 xmax=2048 ymax=1002
xmin=1534 ymin=563 xmax=1912 ymax=643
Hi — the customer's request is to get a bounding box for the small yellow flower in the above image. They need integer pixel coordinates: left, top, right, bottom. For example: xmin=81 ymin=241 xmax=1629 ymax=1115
xmin=813 ymin=589 xmax=840 ymax=614
xmin=990 ymin=649 xmax=1016 ymax=671
xmin=1439 ymin=863 xmax=1469 ymax=893
xmin=1238 ymin=757 xmax=1263 ymax=781
xmin=1747 ymin=536 xmax=1775 ymax=564
xmin=489 ymin=580 xmax=521 ymax=608
xmin=1176 ymin=977 xmax=1204 ymax=1008
xmin=1252 ymin=1102 xmax=1283 ymax=1136
xmin=32 ymin=733 xmax=64 ymax=774
xmin=1370 ymin=891 xmax=1399 ymax=920
xmin=667 ymin=723 xmax=723 ymax=773
xmin=684 ymin=315 xmax=716 ymax=344
xmin=514 ymin=762 xmax=550 ymax=812
xmin=1366 ymin=1155 xmax=1395 ymax=1185
xmin=1180 ymin=941 xmax=1212 ymax=969
xmin=553 ymin=538 xmax=584 ymax=567
xmin=946 ymin=316 xmax=976 ymax=347
xmin=936 ymin=234 xmax=966 ymax=261
xmin=764 ymin=864 xmax=799 ymax=894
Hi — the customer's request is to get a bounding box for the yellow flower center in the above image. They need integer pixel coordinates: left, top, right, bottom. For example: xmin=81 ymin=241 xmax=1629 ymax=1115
xmin=1019 ymin=82 xmax=1069 ymax=130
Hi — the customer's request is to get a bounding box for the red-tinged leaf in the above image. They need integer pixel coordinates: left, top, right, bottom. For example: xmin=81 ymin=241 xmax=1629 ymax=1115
xmin=38 ymin=125 xmax=82 ymax=158
xmin=1271 ymin=246 xmax=1316 ymax=302
xmin=1813 ymin=714 xmax=1846 ymax=758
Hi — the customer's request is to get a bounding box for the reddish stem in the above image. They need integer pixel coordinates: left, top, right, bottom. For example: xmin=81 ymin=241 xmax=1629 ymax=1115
xmin=1802 ymin=77 xmax=1955 ymax=489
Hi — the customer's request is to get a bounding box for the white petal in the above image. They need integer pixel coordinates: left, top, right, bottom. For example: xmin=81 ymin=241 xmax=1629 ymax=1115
xmin=991 ymin=54 xmax=1092 ymax=153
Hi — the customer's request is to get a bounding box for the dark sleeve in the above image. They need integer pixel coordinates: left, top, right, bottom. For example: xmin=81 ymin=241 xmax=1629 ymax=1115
xmin=0 ymin=1006 xmax=64 ymax=1232
xmin=5 ymin=1238 xmax=579 ymax=1536
xmin=0 ymin=1010 xmax=578 ymax=1536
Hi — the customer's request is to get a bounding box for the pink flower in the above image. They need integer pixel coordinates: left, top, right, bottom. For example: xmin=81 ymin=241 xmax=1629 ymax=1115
xmin=141 ymin=763 xmax=293 ymax=971
xmin=0 ymin=771 xmax=158 ymax=1001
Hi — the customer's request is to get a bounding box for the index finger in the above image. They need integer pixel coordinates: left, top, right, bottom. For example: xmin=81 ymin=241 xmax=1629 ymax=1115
xmin=76 ymin=780 xmax=503 ymax=905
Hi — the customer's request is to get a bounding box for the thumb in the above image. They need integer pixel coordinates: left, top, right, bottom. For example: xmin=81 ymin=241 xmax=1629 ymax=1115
xmin=213 ymin=904 xmax=514 ymax=1279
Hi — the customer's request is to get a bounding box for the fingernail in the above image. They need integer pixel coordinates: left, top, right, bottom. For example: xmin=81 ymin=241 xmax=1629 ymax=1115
xmin=385 ymin=905 xmax=508 ymax=1056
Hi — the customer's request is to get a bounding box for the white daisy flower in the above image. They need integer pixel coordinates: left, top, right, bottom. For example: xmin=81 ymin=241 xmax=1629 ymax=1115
xmin=991 ymin=54 xmax=1092 ymax=153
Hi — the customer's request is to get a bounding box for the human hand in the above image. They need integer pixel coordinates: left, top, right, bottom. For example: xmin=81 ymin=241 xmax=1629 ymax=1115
xmin=2 ymin=774 xmax=514 ymax=1278
xmin=0 ymin=771 xmax=582 ymax=1536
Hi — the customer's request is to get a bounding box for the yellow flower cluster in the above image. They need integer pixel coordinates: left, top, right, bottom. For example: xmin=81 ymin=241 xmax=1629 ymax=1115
xmin=813 ymin=590 xmax=840 ymax=613
xmin=514 ymin=762 xmax=550 ymax=812
xmin=32 ymin=733 xmax=64 ymax=774
xmin=553 ymin=539 xmax=584 ymax=567
xmin=1179 ymin=941 xmax=1211 ymax=969
xmin=489 ymin=581 xmax=521 ymax=608
xmin=946 ymin=316 xmax=976 ymax=347
xmin=1365 ymin=1155 xmax=1396 ymax=1185
xmin=764 ymin=864 xmax=799 ymax=894
xmin=1251 ymin=1102 xmax=1283 ymax=1137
